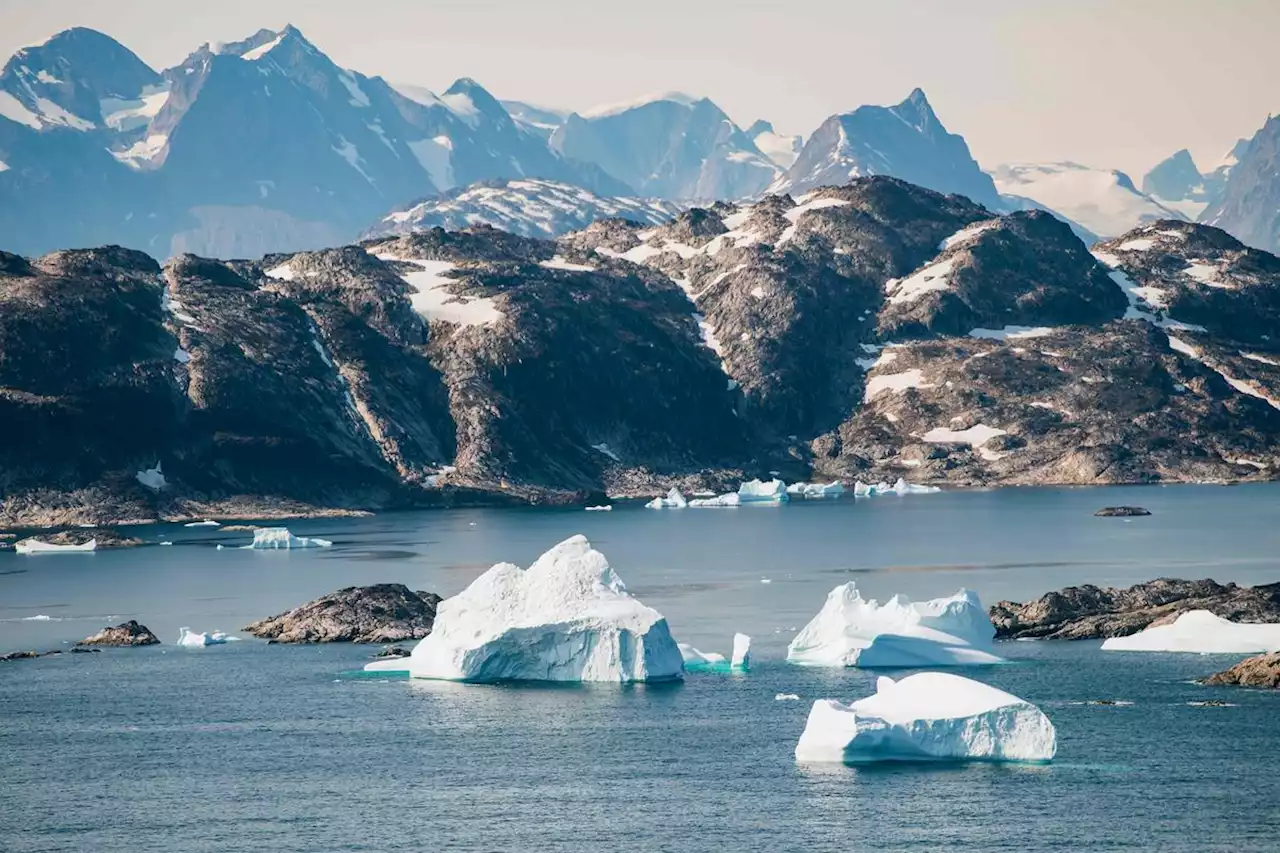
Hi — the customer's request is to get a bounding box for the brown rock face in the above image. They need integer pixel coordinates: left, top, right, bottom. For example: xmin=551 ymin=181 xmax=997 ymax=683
xmin=989 ymin=578 xmax=1280 ymax=640
xmin=79 ymin=620 xmax=161 ymax=646
xmin=243 ymin=584 xmax=442 ymax=643
xmin=1202 ymin=653 xmax=1280 ymax=688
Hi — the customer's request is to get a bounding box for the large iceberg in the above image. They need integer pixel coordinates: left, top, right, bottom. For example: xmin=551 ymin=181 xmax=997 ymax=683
xmin=1100 ymin=610 xmax=1280 ymax=654
xmin=787 ymin=481 xmax=846 ymax=499
xmin=787 ymin=583 xmax=1004 ymax=667
xmin=366 ymin=535 xmax=683 ymax=683
xmin=679 ymin=633 xmax=751 ymax=672
xmin=14 ymin=538 xmax=97 ymax=555
xmin=645 ymin=488 xmax=687 ymax=509
xmin=737 ymin=478 xmax=788 ymax=503
xmin=242 ymin=527 xmax=333 ymax=549
xmin=794 ymin=672 xmax=1057 ymax=764
xmin=177 ymin=627 xmax=239 ymax=647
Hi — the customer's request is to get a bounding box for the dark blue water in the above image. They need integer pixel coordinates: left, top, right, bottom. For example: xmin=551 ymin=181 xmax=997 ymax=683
xmin=3 ymin=484 xmax=1279 ymax=851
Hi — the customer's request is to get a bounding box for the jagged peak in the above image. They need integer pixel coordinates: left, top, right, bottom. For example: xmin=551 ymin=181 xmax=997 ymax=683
xmin=745 ymin=119 xmax=775 ymax=136
xmin=579 ymin=91 xmax=705 ymax=119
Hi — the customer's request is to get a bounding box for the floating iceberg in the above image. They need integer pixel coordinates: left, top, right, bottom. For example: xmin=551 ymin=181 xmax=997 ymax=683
xmin=242 ymin=527 xmax=333 ymax=549
xmin=786 ymin=481 xmax=846 ymax=499
xmin=584 ymin=505 xmax=612 ymax=512
xmin=645 ymin=488 xmax=687 ymax=509
xmin=177 ymin=627 xmax=239 ymax=647
xmin=1100 ymin=610 xmax=1280 ymax=654
xmin=794 ymin=672 xmax=1057 ymax=764
xmin=679 ymin=632 xmax=751 ymax=672
xmin=853 ymin=478 xmax=940 ymax=497
xmin=787 ymin=584 xmax=1004 ymax=667
xmin=184 ymin=520 xmax=221 ymax=528
xmin=367 ymin=535 xmax=683 ymax=683
xmin=688 ymin=492 xmax=740 ymax=507
xmin=14 ymin=538 xmax=97 ymax=555
xmin=737 ymin=478 xmax=788 ymax=503
xmin=776 ymin=693 xmax=801 ymax=701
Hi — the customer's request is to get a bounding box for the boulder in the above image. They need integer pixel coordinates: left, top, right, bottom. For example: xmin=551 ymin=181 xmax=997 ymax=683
xmin=1094 ymin=506 xmax=1152 ymax=517
xmin=1201 ymin=652 xmax=1280 ymax=688
xmin=78 ymin=620 xmax=160 ymax=646
xmin=244 ymin=584 xmax=441 ymax=643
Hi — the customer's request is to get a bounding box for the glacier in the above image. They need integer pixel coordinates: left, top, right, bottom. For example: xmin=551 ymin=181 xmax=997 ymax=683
xmin=645 ymin=488 xmax=688 ymax=509
xmin=242 ymin=527 xmax=333 ymax=549
xmin=787 ymin=584 xmax=1004 ymax=667
xmin=794 ymin=672 xmax=1057 ymax=764
xmin=177 ymin=627 xmax=239 ymax=647
xmin=1100 ymin=609 xmax=1280 ymax=654
xmin=737 ymin=479 xmax=788 ymax=503
xmin=365 ymin=535 xmax=683 ymax=683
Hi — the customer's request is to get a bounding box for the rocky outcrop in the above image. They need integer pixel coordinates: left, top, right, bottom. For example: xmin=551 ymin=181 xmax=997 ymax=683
xmin=1094 ymin=506 xmax=1151 ymax=517
xmin=989 ymin=579 xmax=1280 ymax=640
xmin=1202 ymin=652 xmax=1280 ymax=688
xmin=243 ymin=584 xmax=443 ymax=643
xmin=78 ymin=620 xmax=161 ymax=646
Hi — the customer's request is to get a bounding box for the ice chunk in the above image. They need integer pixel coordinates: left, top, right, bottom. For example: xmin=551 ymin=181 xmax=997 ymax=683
xmin=1100 ymin=610 xmax=1280 ymax=654
xmin=786 ymin=481 xmax=846 ymax=499
xmin=645 ymin=488 xmax=688 ymax=509
xmin=737 ymin=478 xmax=788 ymax=503
xmin=794 ymin=672 xmax=1056 ymax=764
xmin=787 ymin=584 xmax=1004 ymax=668
xmin=584 ymin=505 xmax=613 ymax=512
xmin=731 ymin=632 xmax=751 ymax=669
xmin=177 ymin=627 xmax=239 ymax=647
xmin=184 ymin=520 xmax=221 ymax=528
xmin=242 ymin=527 xmax=333 ymax=549
xmin=679 ymin=632 xmax=751 ymax=672
xmin=135 ymin=463 xmax=166 ymax=490
xmin=14 ymin=538 xmax=97 ymax=555
xmin=889 ymin=477 xmax=940 ymax=495
xmin=370 ymin=535 xmax=683 ymax=683
xmin=688 ymin=492 xmax=740 ymax=507
xmin=776 ymin=692 xmax=801 ymax=701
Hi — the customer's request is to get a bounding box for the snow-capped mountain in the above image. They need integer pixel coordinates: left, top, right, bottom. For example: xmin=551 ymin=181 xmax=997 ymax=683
xmin=769 ymin=89 xmax=1000 ymax=208
xmin=1142 ymin=142 xmax=1247 ymax=220
xmin=365 ymin=178 xmax=682 ymax=239
xmin=990 ymin=162 xmax=1185 ymax=240
xmin=549 ymin=92 xmax=780 ymax=200
xmin=745 ymin=120 xmax=802 ymax=169
xmin=0 ymin=26 xmax=622 ymax=258
xmin=1202 ymin=117 xmax=1280 ymax=254
xmin=499 ymin=100 xmax=569 ymax=140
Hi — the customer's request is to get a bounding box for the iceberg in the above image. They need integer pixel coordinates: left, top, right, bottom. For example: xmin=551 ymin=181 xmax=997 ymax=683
xmin=1100 ymin=609 xmax=1280 ymax=654
xmin=679 ymin=632 xmax=751 ymax=672
xmin=367 ymin=535 xmax=683 ymax=683
xmin=14 ymin=538 xmax=97 ymax=555
xmin=794 ymin=672 xmax=1057 ymax=764
xmin=177 ymin=627 xmax=239 ymax=647
xmin=737 ymin=478 xmax=788 ymax=503
xmin=184 ymin=520 xmax=221 ymax=528
xmin=853 ymin=478 xmax=940 ymax=497
xmin=644 ymin=488 xmax=688 ymax=509
xmin=786 ymin=481 xmax=846 ymax=499
xmin=688 ymin=492 xmax=740 ymax=507
xmin=584 ymin=505 xmax=612 ymax=512
xmin=242 ymin=527 xmax=333 ymax=549
xmin=787 ymin=583 xmax=1004 ymax=667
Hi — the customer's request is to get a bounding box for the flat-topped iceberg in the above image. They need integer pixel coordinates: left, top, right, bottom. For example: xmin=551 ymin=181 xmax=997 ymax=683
xmin=737 ymin=478 xmax=788 ymax=503
xmin=794 ymin=672 xmax=1057 ymax=763
xmin=688 ymin=492 xmax=740 ymax=507
xmin=177 ymin=627 xmax=239 ymax=647
xmin=14 ymin=538 xmax=97 ymax=555
xmin=645 ymin=488 xmax=687 ymax=509
xmin=368 ymin=535 xmax=683 ymax=683
xmin=243 ymin=527 xmax=333 ymax=549
xmin=787 ymin=481 xmax=846 ymax=499
xmin=679 ymin=633 xmax=751 ymax=672
xmin=787 ymin=583 xmax=1004 ymax=667
xmin=1101 ymin=609 xmax=1280 ymax=654
xmin=853 ymin=478 xmax=940 ymax=497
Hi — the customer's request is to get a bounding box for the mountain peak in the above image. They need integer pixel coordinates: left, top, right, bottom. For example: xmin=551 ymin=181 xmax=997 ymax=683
xmin=745 ymin=119 xmax=775 ymax=137
xmin=891 ymin=87 xmax=938 ymax=129
xmin=442 ymin=77 xmax=507 ymax=124
xmin=580 ymin=91 xmax=703 ymax=119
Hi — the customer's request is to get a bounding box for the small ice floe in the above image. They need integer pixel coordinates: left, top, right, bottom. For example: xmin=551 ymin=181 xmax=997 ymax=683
xmin=1101 ymin=610 xmax=1280 ymax=654
xmin=775 ymin=693 xmax=801 ymax=701
xmin=679 ymin=633 xmax=751 ymax=672
xmin=786 ymin=481 xmax=845 ymax=499
xmin=14 ymin=538 xmax=97 ymax=555
xmin=688 ymin=492 xmax=740 ymax=507
xmin=760 ymin=578 xmax=773 ymax=584
xmin=242 ymin=527 xmax=333 ymax=549
xmin=21 ymin=615 xmax=55 ymax=622
xmin=159 ymin=541 xmax=173 ymax=546
xmin=737 ymin=478 xmax=788 ymax=503
xmin=584 ymin=505 xmax=612 ymax=512
xmin=177 ymin=627 xmax=240 ymax=647
xmin=645 ymin=488 xmax=688 ymax=509
xmin=852 ymin=478 xmax=940 ymax=497
xmin=794 ymin=672 xmax=1057 ymax=764
xmin=184 ymin=520 xmax=221 ymax=528
xmin=787 ymin=584 xmax=1003 ymax=667
xmin=215 ymin=544 xmax=225 ymax=551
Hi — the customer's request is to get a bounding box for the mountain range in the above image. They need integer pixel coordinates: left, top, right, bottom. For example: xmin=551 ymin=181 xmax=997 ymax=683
xmin=3 ymin=24 xmax=1280 ymax=260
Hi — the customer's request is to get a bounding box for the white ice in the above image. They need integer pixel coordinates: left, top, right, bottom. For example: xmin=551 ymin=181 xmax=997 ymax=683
xmin=584 ymin=505 xmax=612 ymax=512
xmin=688 ymin=492 xmax=740 ymax=507
xmin=184 ymin=520 xmax=220 ymax=528
xmin=369 ymin=535 xmax=683 ymax=683
xmin=1100 ymin=610 xmax=1280 ymax=654
xmin=737 ymin=478 xmax=788 ymax=503
xmin=679 ymin=633 xmax=751 ymax=671
xmin=177 ymin=627 xmax=239 ymax=647
xmin=794 ymin=672 xmax=1057 ymax=764
xmin=645 ymin=488 xmax=688 ymax=509
xmin=14 ymin=539 xmax=97 ymax=555
xmin=135 ymin=463 xmax=166 ymax=490
xmin=786 ymin=482 xmax=846 ymax=499
xmin=787 ymin=584 xmax=1004 ymax=668
xmin=242 ymin=527 xmax=332 ymax=549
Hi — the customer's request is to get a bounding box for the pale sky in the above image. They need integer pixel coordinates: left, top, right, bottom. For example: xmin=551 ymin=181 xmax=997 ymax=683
xmin=2 ymin=0 xmax=1277 ymax=178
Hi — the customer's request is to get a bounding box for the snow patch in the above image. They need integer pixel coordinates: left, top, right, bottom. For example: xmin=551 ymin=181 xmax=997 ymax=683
xmin=865 ymin=369 xmax=931 ymax=400
xmin=407 ymin=136 xmax=455 ymax=191
xmin=135 ymin=463 xmax=166 ymax=490
xmin=885 ymin=257 xmax=956 ymax=305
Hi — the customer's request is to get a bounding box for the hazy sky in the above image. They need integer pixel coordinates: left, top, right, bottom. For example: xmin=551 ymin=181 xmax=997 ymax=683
xmin=3 ymin=0 xmax=1277 ymax=177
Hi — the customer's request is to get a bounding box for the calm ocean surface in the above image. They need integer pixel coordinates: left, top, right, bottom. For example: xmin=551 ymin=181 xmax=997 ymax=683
xmin=3 ymin=484 xmax=1279 ymax=851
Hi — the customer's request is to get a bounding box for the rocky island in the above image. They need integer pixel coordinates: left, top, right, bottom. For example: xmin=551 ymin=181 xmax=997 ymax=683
xmin=78 ymin=620 xmax=161 ymax=646
xmin=989 ymin=578 xmax=1280 ymax=640
xmin=1202 ymin=653 xmax=1280 ymax=688
xmin=244 ymin=584 xmax=442 ymax=643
